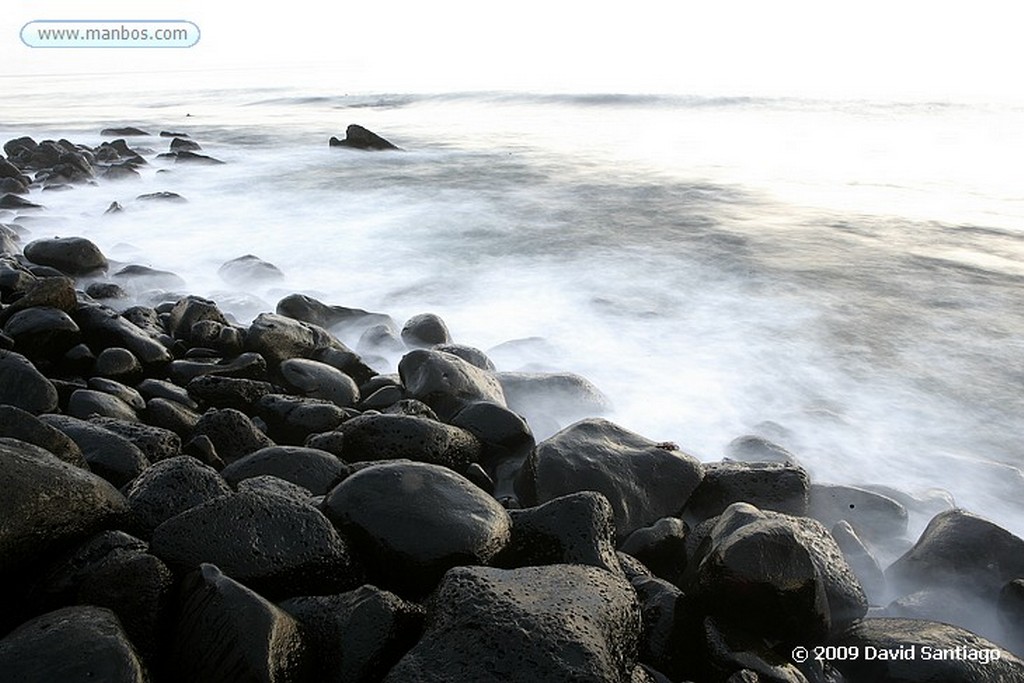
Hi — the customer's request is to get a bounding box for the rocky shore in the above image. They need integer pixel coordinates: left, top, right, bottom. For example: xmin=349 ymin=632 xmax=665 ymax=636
xmin=1 ymin=129 xmax=1024 ymax=682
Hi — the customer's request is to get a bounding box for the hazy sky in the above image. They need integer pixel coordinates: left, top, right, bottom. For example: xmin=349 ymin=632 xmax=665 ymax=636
xmin=5 ymin=1 xmax=1024 ymax=101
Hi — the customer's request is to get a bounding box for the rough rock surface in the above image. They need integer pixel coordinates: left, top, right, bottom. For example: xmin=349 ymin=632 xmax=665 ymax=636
xmin=384 ymin=564 xmax=641 ymax=682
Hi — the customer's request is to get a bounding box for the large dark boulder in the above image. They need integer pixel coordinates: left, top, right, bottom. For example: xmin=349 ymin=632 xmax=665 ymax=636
xmin=2 ymin=306 xmax=81 ymax=358
xmin=255 ymin=393 xmax=348 ymax=444
xmin=123 ymin=455 xmax=232 ymax=537
xmin=322 ymin=461 xmax=510 ymax=596
xmin=279 ymin=357 xmax=360 ymax=407
xmin=0 ymin=605 xmax=149 ymax=682
xmin=398 ymin=348 xmax=506 ymax=420
xmin=0 ymin=438 xmax=128 ymax=576
xmin=246 ymin=312 xmax=375 ymax=383
xmin=34 ymin=531 xmax=174 ymax=664
xmin=0 ymin=405 xmax=85 ymax=467
xmin=172 ymin=563 xmax=312 ymax=683
xmin=89 ymin=416 xmax=181 ymax=463
xmin=337 ymin=412 xmax=482 ymax=469
xmin=275 ymin=293 xmax=394 ymax=336
xmin=0 ymin=349 xmax=58 ymax=413
xmin=494 ymin=491 xmax=622 ymax=575
xmin=151 ymin=489 xmax=359 ymax=599
xmin=166 ymin=295 xmax=230 ymax=343
xmin=72 ymin=303 xmax=173 ymax=368
xmin=832 ymin=618 xmax=1024 ymax=682
xmin=886 ymin=508 xmax=1024 ymax=601
xmin=384 ymin=564 xmax=641 ymax=682
xmin=220 ymin=446 xmax=347 ymax=496
xmin=682 ymin=460 xmax=810 ymax=522
xmin=523 ymin=418 xmax=704 ymax=540
xmin=40 ymin=415 xmax=150 ymax=488
xmin=620 ymin=517 xmax=689 ymax=587
xmin=191 ymin=407 xmax=275 ymax=466
xmin=23 ymin=236 xmax=108 ymax=275
xmin=330 ymin=124 xmax=400 ymax=150
xmin=280 ymin=585 xmax=426 ymax=683
xmin=187 ymin=374 xmax=275 ymax=411
xmin=688 ymin=502 xmax=868 ymax=644
xmin=400 ymin=312 xmax=450 ymax=347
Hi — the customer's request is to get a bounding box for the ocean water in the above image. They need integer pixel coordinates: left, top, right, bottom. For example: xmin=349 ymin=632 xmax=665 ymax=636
xmin=2 ymin=77 xmax=1023 ymax=540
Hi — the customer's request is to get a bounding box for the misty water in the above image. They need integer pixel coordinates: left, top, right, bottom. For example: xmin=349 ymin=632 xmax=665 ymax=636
xmin=3 ymin=81 xmax=1023 ymax=543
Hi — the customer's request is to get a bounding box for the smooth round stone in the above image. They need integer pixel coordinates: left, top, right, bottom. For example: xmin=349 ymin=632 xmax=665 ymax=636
xmin=0 ymin=349 xmax=58 ymax=414
xmin=39 ymin=414 xmax=150 ymax=487
xmin=87 ymin=377 xmax=146 ymax=411
xmin=218 ymin=254 xmax=285 ymax=285
xmin=2 ymin=306 xmax=80 ymax=357
xmin=0 ymin=606 xmax=148 ymax=683
xmin=68 ymin=389 xmax=139 ymax=422
xmin=337 ymin=413 xmax=481 ymax=470
xmin=94 ymin=347 xmax=143 ymax=382
xmin=0 ymin=405 xmax=86 ymax=467
xmin=0 ymin=438 xmax=128 ymax=575
xmin=23 ymin=236 xmax=108 ymax=275
xmin=323 ymin=461 xmax=511 ymax=596
xmin=279 ymin=358 xmax=360 ymax=407
xmin=398 ymin=348 xmax=506 ymax=420
xmin=400 ymin=312 xmax=450 ymax=348
xmin=220 ymin=446 xmax=347 ymax=495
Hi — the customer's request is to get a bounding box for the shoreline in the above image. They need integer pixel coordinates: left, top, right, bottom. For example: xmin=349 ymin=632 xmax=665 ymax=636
xmin=2 ymin=130 xmax=1023 ymax=681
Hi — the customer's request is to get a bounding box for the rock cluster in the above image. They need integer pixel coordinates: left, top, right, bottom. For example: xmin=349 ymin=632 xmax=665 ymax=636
xmin=2 ymin=131 xmax=1024 ymax=682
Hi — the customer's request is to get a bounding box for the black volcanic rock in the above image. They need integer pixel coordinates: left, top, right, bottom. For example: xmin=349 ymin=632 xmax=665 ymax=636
xmin=323 ymin=461 xmax=511 ymax=596
xmin=886 ymin=508 xmax=1024 ymax=601
xmin=172 ymin=563 xmax=312 ymax=683
xmin=218 ymin=254 xmax=284 ymax=285
xmin=682 ymin=460 xmax=811 ymax=523
xmin=255 ymin=393 xmax=348 ymax=444
xmin=72 ymin=303 xmax=172 ymax=368
xmin=24 ymin=236 xmax=108 ymax=275
xmin=832 ymin=617 xmax=1024 ymax=682
xmin=399 ymin=348 xmax=506 ymax=420
xmin=496 ymin=370 xmax=612 ymax=434
xmin=0 ymin=605 xmax=149 ymax=682
xmin=192 ymin=407 xmax=275 ymax=466
xmin=152 ymin=489 xmax=359 ymax=598
xmin=329 ymin=124 xmax=400 ymax=150
xmin=620 ymin=517 xmax=689 ymax=587
xmin=0 ymin=437 xmax=128 ymax=575
xmin=3 ymin=306 xmax=80 ymax=358
xmin=89 ymin=417 xmax=181 ymax=463
xmin=522 ymin=418 xmax=704 ymax=540
xmin=68 ymin=388 xmax=140 ymax=422
xmin=220 ymin=446 xmax=347 ymax=496
xmin=688 ymin=502 xmax=868 ymax=643
xmin=276 ymin=293 xmax=394 ymax=335
xmin=279 ymin=357 xmax=360 ymax=407
xmin=187 ymin=374 xmax=275 ymax=411
xmin=0 ymin=349 xmax=58 ymax=414
xmin=0 ymin=405 xmax=85 ymax=467
xmin=400 ymin=312 xmax=450 ymax=348
xmin=123 ymin=455 xmax=232 ymax=537
xmin=40 ymin=414 xmax=150 ymax=487
xmin=337 ymin=412 xmax=482 ymax=469
xmin=102 ymin=126 xmax=150 ymax=136
xmin=384 ymin=564 xmax=640 ymax=682
xmin=246 ymin=312 xmax=375 ymax=383
xmin=494 ymin=491 xmax=623 ymax=576
xmin=281 ymin=585 xmax=426 ymax=683
xmin=34 ymin=531 xmax=174 ymax=664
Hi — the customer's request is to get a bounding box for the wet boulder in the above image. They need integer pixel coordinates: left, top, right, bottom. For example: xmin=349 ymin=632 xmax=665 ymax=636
xmin=280 ymin=585 xmax=426 ymax=683
xmin=832 ymin=617 xmax=1024 ymax=682
xmin=246 ymin=312 xmax=375 ymax=383
xmin=23 ymin=236 xmax=108 ymax=275
xmin=255 ymin=393 xmax=348 ymax=444
xmin=523 ymin=418 xmax=704 ymax=540
xmin=172 ymin=563 xmax=312 ymax=683
xmin=620 ymin=517 xmax=689 ymax=587
xmin=496 ymin=370 xmax=612 ymax=436
xmin=688 ymin=502 xmax=868 ymax=643
xmin=72 ymin=303 xmax=173 ymax=368
xmin=337 ymin=412 xmax=482 ymax=469
xmin=384 ymin=564 xmax=640 ymax=682
xmin=682 ymin=460 xmax=811 ymax=523
xmin=0 ymin=605 xmax=149 ymax=683
xmin=187 ymin=374 xmax=275 ymax=411
xmin=2 ymin=306 xmax=80 ymax=358
xmin=399 ymin=348 xmax=506 ymax=420
xmin=279 ymin=357 xmax=360 ymax=407
xmin=40 ymin=415 xmax=150 ymax=487
xmin=123 ymin=455 xmax=232 ymax=537
xmin=0 ymin=405 xmax=85 ymax=467
xmin=191 ymin=407 xmax=275 ymax=466
xmin=809 ymin=483 xmax=908 ymax=545
xmin=88 ymin=417 xmax=181 ymax=463
xmin=0 ymin=438 xmax=128 ymax=575
xmin=886 ymin=508 xmax=1024 ymax=601
xmin=220 ymin=446 xmax=347 ymax=496
xmin=166 ymin=295 xmax=230 ymax=343
xmin=275 ymin=293 xmax=394 ymax=336
xmin=0 ymin=349 xmax=58 ymax=413
xmin=400 ymin=312 xmax=450 ymax=348
xmin=33 ymin=531 xmax=174 ymax=663
xmin=151 ymin=489 xmax=360 ymax=598
xmin=322 ymin=461 xmax=510 ymax=596
xmin=68 ymin=388 xmax=140 ymax=422
xmin=218 ymin=254 xmax=285 ymax=285
xmin=493 ymin=491 xmax=622 ymax=576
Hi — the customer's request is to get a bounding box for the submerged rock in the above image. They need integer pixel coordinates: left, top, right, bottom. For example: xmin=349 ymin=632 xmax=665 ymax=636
xmin=24 ymin=236 xmax=108 ymax=275
xmin=329 ymin=124 xmax=400 ymax=151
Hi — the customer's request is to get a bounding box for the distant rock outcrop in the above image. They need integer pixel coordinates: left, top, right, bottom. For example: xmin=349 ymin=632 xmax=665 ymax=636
xmin=329 ymin=124 xmax=400 ymax=150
